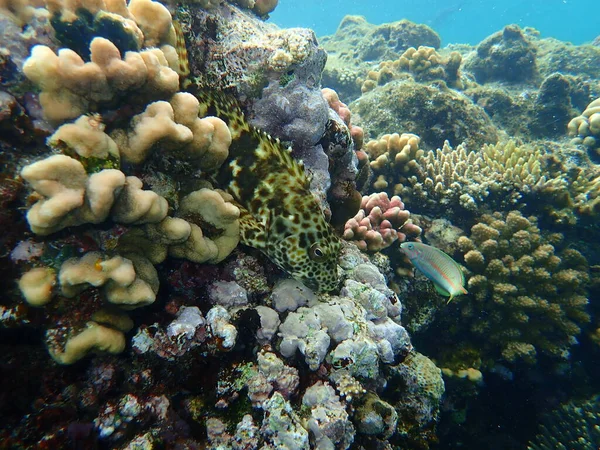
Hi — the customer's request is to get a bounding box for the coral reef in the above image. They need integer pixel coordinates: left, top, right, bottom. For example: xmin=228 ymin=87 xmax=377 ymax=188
xmin=350 ymin=79 xmax=499 ymax=151
xmin=360 ymin=46 xmax=463 ymax=93
xmin=343 ymin=192 xmax=421 ymax=251
xmin=457 ymin=211 xmax=591 ymax=365
xmin=464 ymin=24 xmax=539 ymax=84
xmin=528 ymin=395 xmax=600 ymax=450
xmin=320 ymin=15 xmax=441 ymax=100
xmin=3 ymin=3 xmax=600 ymax=450
xmin=568 ymin=97 xmax=600 ymax=158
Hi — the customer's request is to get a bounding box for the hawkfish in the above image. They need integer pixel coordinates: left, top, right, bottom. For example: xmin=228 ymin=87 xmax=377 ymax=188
xmin=400 ymin=241 xmax=467 ymax=303
xmin=197 ymin=92 xmax=341 ymax=292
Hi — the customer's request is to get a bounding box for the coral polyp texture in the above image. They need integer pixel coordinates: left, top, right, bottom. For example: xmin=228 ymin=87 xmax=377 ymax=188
xmin=457 ymin=211 xmax=590 ymax=365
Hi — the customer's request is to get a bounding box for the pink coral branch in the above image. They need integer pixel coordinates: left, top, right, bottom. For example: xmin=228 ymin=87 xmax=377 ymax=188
xmin=343 ymin=192 xmax=421 ymax=252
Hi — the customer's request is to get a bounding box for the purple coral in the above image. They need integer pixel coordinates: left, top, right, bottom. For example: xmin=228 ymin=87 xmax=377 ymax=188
xmin=343 ymin=193 xmax=422 ymax=251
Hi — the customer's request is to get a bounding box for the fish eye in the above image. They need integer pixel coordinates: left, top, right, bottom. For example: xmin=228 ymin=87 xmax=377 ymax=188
xmin=309 ymin=244 xmax=324 ymax=260
xmin=407 ymin=243 xmax=414 ymax=249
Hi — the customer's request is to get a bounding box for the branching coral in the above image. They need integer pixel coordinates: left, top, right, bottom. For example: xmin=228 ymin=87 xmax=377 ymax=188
xmin=457 ymin=211 xmax=591 ymax=364
xmin=343 ymin=192 xmax=421 ymax=252
xmin=370 ymin=138 xmax=594 ymax=219
xmin=361 ymin=46 xmax=463 ymax=93
xmin=527 ymin=395 xmax=600 ymax=450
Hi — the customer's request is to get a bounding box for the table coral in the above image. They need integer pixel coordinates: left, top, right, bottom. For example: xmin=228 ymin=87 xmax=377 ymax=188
xmin=343 ymin=192 xmax=422 ymax=252
xmin=457 ymin=211 xmax=591 ymax=364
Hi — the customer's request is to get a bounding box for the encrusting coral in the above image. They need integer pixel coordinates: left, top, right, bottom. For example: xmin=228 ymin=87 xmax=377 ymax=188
xmin=456 ymin=211 xmax=590 ymax=365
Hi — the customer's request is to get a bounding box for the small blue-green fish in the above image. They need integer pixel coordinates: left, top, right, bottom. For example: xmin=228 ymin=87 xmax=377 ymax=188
xmin=400 ymin=242 xmax=467 ymax=303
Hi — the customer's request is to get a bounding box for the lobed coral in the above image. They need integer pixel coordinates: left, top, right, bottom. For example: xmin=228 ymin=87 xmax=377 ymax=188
xmin=24 ymin=29 xmax=181 ymax=122
xmin=457 ymin=211 xmax=591 ymax=365
xmin=361 ymin=46 xmax=463 ymax=93
xmin=343 ymin=192 xmax=421 ymax=252
xmin=568 ymin=97 xmax=600 ymax=158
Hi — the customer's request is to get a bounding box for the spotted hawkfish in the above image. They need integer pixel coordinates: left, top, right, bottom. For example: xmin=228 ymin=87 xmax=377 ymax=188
xmin=400 ymin=242 xmax=467 ymax=303
xmin=194 ymin=92 xmax=341 ymax=291
xmin=172 ymin=21 xmax=340 ymax=291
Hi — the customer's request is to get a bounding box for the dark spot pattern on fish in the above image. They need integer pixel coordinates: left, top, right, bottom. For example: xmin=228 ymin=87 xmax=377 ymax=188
xmin=197 ymin=91 xmax=341 ymax=291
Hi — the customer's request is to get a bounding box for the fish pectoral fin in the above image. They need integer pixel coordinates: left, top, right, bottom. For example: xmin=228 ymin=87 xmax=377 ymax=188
xmin=238 ymin=205 xmax=267 ymax=250
xmin=433 ymin=283 xmax=451 ymax=298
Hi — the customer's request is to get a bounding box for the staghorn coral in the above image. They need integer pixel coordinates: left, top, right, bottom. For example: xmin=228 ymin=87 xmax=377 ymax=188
xmin=361 ymin=46 xmax=463 ymax=93
xmin=457 ymin=211 xmax=591 ymax=365
xmin=343 ymin=192 xmax=421 ymax=252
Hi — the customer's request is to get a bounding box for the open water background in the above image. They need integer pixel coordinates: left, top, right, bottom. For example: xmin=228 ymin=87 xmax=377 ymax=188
xmin=270 ymin=0 xmax=599 ymax=45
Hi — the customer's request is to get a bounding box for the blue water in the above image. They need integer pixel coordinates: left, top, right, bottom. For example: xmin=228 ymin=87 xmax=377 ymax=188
xmin=270 ymin=0 xmax=600 ymax=45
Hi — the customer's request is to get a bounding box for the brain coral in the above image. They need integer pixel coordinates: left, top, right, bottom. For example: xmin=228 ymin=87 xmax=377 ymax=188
xmin=457 ymin=211 xmax=590 ymax=365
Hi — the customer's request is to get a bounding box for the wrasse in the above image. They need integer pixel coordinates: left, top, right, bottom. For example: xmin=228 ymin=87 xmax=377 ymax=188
xmin=400 ymin=242 xmax=467 ymax=303
xmin=197 ymin=92 xmax=341 ymax=292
